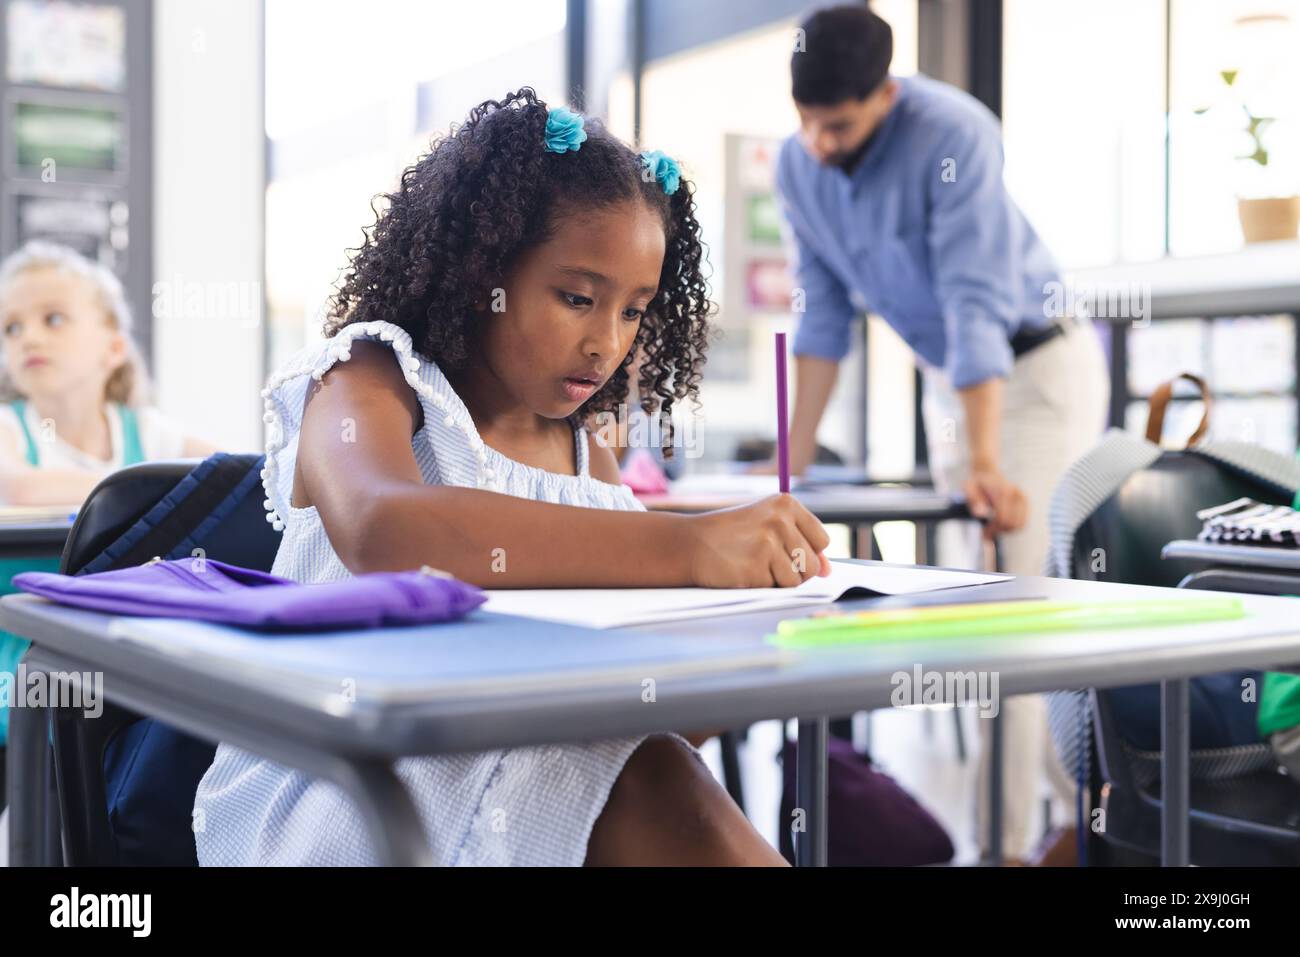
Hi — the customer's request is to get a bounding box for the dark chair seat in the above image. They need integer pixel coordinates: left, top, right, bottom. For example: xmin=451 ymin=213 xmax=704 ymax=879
xmin=1101 ymin=767 xmax=1300 ymax=866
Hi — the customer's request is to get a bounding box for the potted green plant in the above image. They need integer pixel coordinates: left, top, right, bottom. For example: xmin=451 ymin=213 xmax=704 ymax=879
xmin=1197 ymin=69 xmax=1299 ymax=243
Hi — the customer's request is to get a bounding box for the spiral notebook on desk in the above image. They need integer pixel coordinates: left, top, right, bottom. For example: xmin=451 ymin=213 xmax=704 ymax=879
xmin=482 ymin=561 xmax=1010 ymax=629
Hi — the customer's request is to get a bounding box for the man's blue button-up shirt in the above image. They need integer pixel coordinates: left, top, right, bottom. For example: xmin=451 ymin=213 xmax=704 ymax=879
xmin=777 ymin=73 xmax=1062 ymax=389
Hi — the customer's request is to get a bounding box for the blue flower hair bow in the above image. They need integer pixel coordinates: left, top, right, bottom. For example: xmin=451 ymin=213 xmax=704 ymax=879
xmin=544 ymin=107 xmax=587 ymax=154
xmin=640 ymin=149 xmax=681 ymax=196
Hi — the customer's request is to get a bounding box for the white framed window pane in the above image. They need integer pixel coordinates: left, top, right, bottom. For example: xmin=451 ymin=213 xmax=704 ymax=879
xmin=1168 ymin=0 xmax=1300 ymax=255
xmin=1002 ymin=0 xmax=1166 ymax=268
xmin=263 ymin=0 xmax=567 ymax=372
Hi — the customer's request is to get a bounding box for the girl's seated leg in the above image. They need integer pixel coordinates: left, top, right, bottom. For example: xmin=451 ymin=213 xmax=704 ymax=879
xmin=584 ymin=734 xmax=787 ymax=866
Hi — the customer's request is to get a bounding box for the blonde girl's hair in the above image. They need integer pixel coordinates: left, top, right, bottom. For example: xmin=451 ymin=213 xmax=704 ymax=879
xmin=0 ymin=241 xmax=152 ymax=407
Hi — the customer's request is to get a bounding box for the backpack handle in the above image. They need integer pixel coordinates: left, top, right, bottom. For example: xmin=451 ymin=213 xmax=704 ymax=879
xmin=1145 ymin=373 xmax=1211 ymax=448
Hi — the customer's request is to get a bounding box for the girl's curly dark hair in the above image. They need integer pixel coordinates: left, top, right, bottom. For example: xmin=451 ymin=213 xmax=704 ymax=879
xmin=325 ymin=87 xmax=712 ymax=454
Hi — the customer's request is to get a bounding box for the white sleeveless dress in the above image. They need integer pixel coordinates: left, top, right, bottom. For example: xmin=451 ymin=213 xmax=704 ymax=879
xmin=193 ymin=319 xmax=699 ymax=866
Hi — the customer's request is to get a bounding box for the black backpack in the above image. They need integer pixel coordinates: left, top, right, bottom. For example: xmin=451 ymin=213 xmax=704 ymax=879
xmin=1045 ymin=377 xmax=1300 ymax=821
xmin=55 ymin=453 xmax=281 ymax=865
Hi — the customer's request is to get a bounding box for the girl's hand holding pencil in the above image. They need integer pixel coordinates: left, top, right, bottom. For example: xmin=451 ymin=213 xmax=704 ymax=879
xmin=682 ymin=331 xmax=830 ymax=588
xmin=683 ymin=493 xmax=832 ymax=588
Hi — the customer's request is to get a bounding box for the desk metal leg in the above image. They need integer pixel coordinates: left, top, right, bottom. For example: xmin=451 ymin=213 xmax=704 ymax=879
xmin=1161 ymin=678 xmax=1190 ymax=867
xmin=718 ymin=730 xmax=746 ymax=815
xmin=337 ymin=760 xmax=433 ymax=867
xmin=795 ymin=716 xmax=828 ymax=867
xmin=200 ymin=718 xmax=433 ymax=866
xmin=43 ymin=762 xmax=62 ymax=865
xmin=983 ymin=534 xmax=1006 ymax=865
xmin=7 ymin=671 xmax=53 ymax=866
xmin=987 ymin=709 xmax=1003 ymax=866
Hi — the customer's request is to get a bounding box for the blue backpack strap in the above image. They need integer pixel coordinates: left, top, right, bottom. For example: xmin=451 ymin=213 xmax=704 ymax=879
xmin=77 ymin=453 xmax=264 ymax=575
xmin=9 ymin=399 xmax=40 ymax=466
xmin=117 ymin=404 xmax=146 ymax=466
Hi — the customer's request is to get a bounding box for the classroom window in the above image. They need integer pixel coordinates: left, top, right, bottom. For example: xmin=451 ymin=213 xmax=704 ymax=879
xmin=1168 ymin=0 xmax=1300 ymax=256
xmin=1004 ymin=0 xmax=1300 ymax=265
xmin=262 ymin=0 xmax=567 ymax=375
xmin=1001 ymin=0 xmax=1167 ymax=269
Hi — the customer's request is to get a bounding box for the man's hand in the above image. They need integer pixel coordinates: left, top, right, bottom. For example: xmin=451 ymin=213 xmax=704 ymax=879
xmin=955 ymin=377 xmax=1027 ymax=540
xmin=963 ymin=467 xmax=1027 ymax=540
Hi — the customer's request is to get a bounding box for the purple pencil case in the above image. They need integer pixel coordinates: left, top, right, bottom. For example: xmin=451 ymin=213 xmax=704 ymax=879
xmin=12 ymin=558 xmax=486 ymax=632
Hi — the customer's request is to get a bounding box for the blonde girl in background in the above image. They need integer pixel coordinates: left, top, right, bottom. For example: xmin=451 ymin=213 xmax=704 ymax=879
xmin=0 ymin=241 xmax=216 ymax=499
xmin=0 ymin=241 xmax=217 ymax=764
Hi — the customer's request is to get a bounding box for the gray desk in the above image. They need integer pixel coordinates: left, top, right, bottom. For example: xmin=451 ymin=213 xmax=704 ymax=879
xmin=1163 ymin=539 xmax=1300 ymax=579
xmin=0 ymin=521 xmax=74 ymax=560
xmin=642 ymin=484 xmax=976 ymax=574
xmin=10 ymin=567 xmax=1300 ymax=867
xmin=640 ymin=484 xmax=969 ymax=525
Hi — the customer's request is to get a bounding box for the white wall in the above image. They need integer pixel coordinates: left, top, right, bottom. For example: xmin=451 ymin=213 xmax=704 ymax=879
xmin=152 ymin=0 xmax=265 ymax=453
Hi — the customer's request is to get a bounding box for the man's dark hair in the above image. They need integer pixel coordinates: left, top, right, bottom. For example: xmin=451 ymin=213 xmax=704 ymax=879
xmin=792 ymin=4 xmax=893 ymax=105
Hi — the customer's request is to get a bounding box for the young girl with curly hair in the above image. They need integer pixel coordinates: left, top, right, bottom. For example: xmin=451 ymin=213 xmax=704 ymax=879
xmin=194 ymin=89 xmax=830 ymax=867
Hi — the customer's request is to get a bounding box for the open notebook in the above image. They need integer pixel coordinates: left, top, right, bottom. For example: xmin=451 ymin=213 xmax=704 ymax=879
xmin=482 ymin=560 xmax=1009 ymax=629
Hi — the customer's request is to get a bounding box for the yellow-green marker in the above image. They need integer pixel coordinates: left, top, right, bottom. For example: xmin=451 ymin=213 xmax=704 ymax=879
xmin=769 ymin=597 xmax=1246 ymax=648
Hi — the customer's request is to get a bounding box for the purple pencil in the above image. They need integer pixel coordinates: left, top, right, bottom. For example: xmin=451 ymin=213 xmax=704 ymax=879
xmin=776 ymin=332 xmax=790 ymax=494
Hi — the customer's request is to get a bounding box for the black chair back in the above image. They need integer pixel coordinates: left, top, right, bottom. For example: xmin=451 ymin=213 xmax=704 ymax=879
xmin=52 ymin=455 xmax=281 ymax=865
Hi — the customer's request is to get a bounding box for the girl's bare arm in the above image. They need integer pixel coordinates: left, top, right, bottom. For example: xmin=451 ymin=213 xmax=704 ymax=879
xmin=295 ymin=343 xmax=694 ymax=587
xmin=296 ymin=342 xmax=829 ymax=589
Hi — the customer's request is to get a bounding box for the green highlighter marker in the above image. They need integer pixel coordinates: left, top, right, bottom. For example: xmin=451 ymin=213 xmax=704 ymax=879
xmin=769 ymin=597 xmax=1246 ymax=648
